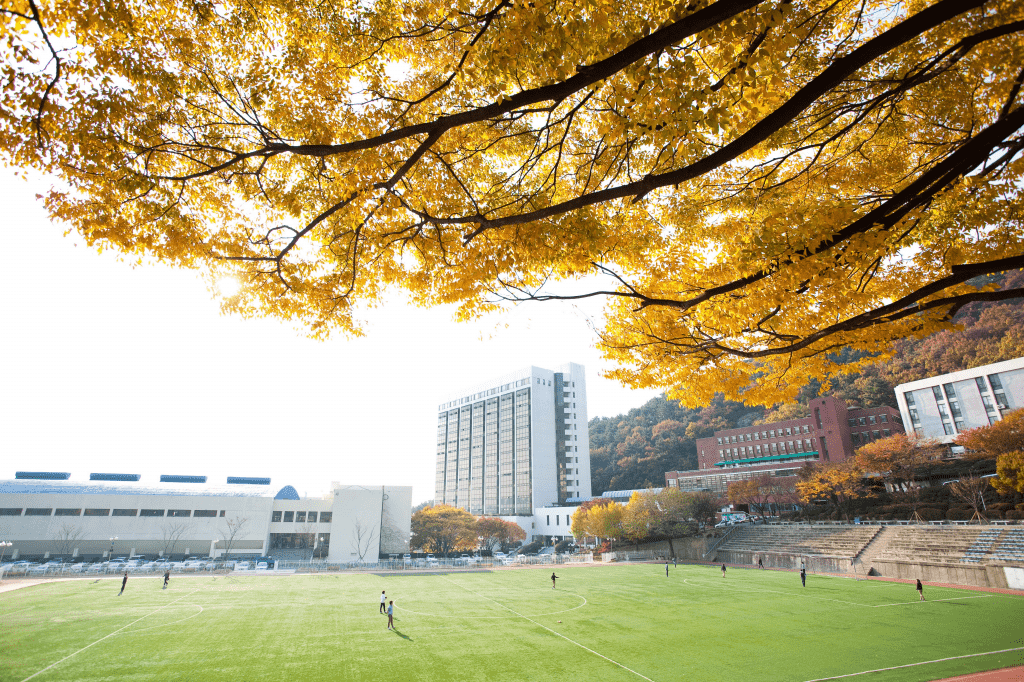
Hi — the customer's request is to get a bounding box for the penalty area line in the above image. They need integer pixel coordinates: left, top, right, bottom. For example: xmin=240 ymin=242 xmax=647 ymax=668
xmin=438 ymin=576 xmax=656 ymax=682
xmin=19 ymin=589 xmax=202 ymax=682
xmin=803 ymin=646 xmax=1024 ymax=681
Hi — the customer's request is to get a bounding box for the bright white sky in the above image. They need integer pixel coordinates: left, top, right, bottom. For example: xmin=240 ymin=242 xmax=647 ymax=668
xmin=0 ymin=169 xmax=660 ymax=504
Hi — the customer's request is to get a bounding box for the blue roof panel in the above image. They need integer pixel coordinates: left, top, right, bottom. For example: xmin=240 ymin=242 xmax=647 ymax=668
xmin=160 ymin=475 xmax=207 ymax=484
xmin=90 ymin=473 xmax=141 ymax=481
xmin=15 ymin=472 xmax=71 ymax=480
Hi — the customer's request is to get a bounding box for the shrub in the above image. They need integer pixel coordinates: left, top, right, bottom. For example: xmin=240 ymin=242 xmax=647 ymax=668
xmin=946 ymin=508 xmax=974 ymax=521
xmin=1016 ymin=504 xmax=1024 ymax=513
xmin=989 ymin=503 xmax=1012 ymax=512
xmin=518 ymin=540 xmax=543 ymax=555
xmin=1005 ymin=510 xmax=1024 ymax=521
xmin=985 ymin=509 xmax=1003 ymax=520
xmin=917 ymin=507 xmax=944 ymax=521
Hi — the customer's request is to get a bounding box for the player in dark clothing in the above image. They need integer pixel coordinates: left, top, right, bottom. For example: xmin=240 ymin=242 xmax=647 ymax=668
xmin=758 ymin=557 xmax=764 ymax=569
xmin=163 ymin=570 xmax=170 ymax=589
xmin=800 ymin=567 xmax=806 ymax=587
xmin=665 ymin=562 xmax=669 ymax=577
xmin=721 ymin=563 xmax=726 ymax=577
xmin=551 ymin=573 xmax=559 ymax=589
xmin=916 ymin=578 xmax=925 ymax=601
xmin=118 ymin=571 xmax=128 ymax=596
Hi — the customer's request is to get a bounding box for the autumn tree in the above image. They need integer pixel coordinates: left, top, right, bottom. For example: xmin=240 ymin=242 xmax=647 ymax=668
xmin=955 ymin=409 xmax=1024 ymax=459
xmin=992 ymin=450 xmax=1024 ymax=495
xmin=476 ymin=517 xmax=526 ymax=553
xmin=796 ymin=460 xmax=866 ymax=521
xmin=727 ymin=473 xmax=790 ymax=520
xmin=3 ymin=0 xmax=1022 ymax=406
xmin=410 ymin=505 xmax=476 ymax=557
xmin=947 ymin=475 xmax=991 ymax=520
xmin=855 ymin=433 xmax=945 ymax=496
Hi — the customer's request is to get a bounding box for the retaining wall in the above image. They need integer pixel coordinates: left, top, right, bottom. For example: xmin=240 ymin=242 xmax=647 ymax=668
xmin=871 ymin=559 xmax=1013 ymax=589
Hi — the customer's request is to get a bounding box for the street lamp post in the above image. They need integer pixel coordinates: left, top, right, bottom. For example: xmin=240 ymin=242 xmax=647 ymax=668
xmin=0 ymin=541 xmax=12 ymax=582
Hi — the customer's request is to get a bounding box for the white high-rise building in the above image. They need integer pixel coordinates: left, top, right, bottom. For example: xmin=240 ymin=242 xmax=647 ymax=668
xmin=435 ymin=363 xmax=591 ymax=516
xmin=895 ymin=356 xmax=1024 ymax=443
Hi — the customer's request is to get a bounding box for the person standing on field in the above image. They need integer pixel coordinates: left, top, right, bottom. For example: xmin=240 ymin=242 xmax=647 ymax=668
xmin=118 ymin=570 xmax=128 ymax=596
xmin=386 ymin=601 xmax=395 ymax=630
xmin=380 ymin=590 xmax=387 ymax=614
xmin=800 ymin=567 xmax=806 ymax=587
xmin=721 ymin=563 xmax=726 ymax=577
xmin=163 ymin=570 xmax=170 ymax=589
xmin=916 ymin=579 xmax=925 ymax=601
xmin=665 ymin=561 xmax=670 ymax=577
xmin=551 ymin=573 xmax=559 ymax=589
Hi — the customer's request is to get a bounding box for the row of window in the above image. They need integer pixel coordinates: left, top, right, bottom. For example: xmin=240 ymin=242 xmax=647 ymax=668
xmin=1 ymin=508 xmax=227 ymax=518
xmin=851 ymin=429 xmax=891 ymax=445
xmin=271 ymin=511 xmax=332 ymax=523
xmin=847 ymin=414 xmax=889 ymax=427
xmin=717 ymin=425 xmax=811 ymax=444
xmin=546 ymin=513 xmax=572 ymax=527
xmin=720 ymin=438 xmax=816 ymax=459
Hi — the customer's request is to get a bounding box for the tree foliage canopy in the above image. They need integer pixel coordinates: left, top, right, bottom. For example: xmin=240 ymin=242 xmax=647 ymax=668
xmin=409 ymin=504 xmax=477 ymax=555
xmin=3 ymin=0 xmax=1024 ymax=404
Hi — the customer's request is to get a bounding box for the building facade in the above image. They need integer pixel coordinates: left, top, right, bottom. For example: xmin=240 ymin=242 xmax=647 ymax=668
xmin=435 ymin=363 xmax=591 ymax=515
xmin=895 ymin=357 xmax=1024 ymax=443
xmin=665 ymin=396 xmax=904 ymax=494
xmin=0 ymin=474 xmax=411 ymax=563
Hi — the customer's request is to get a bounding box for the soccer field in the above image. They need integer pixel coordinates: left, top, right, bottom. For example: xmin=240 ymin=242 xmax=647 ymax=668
xmin=1 ymin=564 xmax=1022 ymax=682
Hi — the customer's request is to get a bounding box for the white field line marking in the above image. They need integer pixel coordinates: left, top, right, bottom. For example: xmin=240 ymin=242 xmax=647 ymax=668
xmin=439 ymin=576 xmax=656 ymax=682
xmin=19 ymin=589 xmax=201 ymax=682
xmin=398 ymin=593 xmax=588 ymax=619
xmin=872 ymin=595 xmax=993 ymax=607
xmin=3 ymin=606 xmax=35 ymax=617
xmin=683 ymin=578 xmax=995 ymax=608
xmin=803 ymin=646 xmax=1024 ymax=681
xmin=114 ymin=604 xmax=205 ymax=634
xmin=682 ymin=578 xmax=876 ymax=608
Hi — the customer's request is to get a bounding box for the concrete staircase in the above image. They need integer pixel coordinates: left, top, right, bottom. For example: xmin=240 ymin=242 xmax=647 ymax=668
xmin=852 ymin=525 xmax=893 ymax=576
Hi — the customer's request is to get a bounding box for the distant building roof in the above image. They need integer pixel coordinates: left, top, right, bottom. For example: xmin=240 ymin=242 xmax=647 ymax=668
xmin=227 ymin=477 xmax=271 ymax=485
xmin=0 ymin=478 xmax=281 ymax=498
xmin=15 ymin=472 xmax=70 ymax=480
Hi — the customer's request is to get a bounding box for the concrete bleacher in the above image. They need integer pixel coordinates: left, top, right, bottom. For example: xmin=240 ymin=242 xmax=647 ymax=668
xmin=876 ymin=527 xmax=985 ymax=564
xmin=716 ymin=524 xmax=878 ymax=558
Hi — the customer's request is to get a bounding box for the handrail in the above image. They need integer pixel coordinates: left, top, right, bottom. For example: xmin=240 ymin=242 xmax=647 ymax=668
xmin=703 ymin=525 xmax=739 ymax=558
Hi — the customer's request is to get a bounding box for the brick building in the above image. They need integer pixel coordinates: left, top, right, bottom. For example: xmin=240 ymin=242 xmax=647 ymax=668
xmin=664 ymin=396 xmax=905 ymax=495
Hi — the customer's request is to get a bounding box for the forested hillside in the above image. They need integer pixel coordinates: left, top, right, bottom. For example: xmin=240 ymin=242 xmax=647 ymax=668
xmin=589 ymin=280 xmax=1024 ymax=495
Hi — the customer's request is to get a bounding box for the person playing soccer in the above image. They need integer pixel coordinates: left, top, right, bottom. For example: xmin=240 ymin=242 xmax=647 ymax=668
xmin=118 ymin=570 xmax=128 ymax=596
xmin=551 ymin=572 xmax=559 ymax=589
xmin=386 ymin=600 xmax=395 ymax=630
xmin=380 ymin=590 xmax=387 ymax=614
xmin=665 ymin=561 xmax=669 ymax=577
xmin=758 ymin=556 xmax=764 ymax=569
xmin=916 ymin=578 xmax=925 ymax=601
xmin=721 ymin=563 xmax=726 ymax=577
xmin=800 ymin=567 xmax=806 ymax=587
xmin=163 ymin=570 xmax=170 ymax=589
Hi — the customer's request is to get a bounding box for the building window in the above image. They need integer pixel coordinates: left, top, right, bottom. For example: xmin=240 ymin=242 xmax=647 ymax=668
xmin=0 ymin=508 xmax=23 ymax=516
xmin=168 ymin=509 xmax=192 ymax=517
xmin=296 ymin=512 xmax=306 ymax=523
xmin=84 ymin=509 xmax=110 ymax=517
xmin=547 ymin=515 xmax=550 ymax=525
xmin=869 ymin=416 xmax=876 ymax=424
xmin=880 ymin=415 xmax=888 ymax=423
xmin=194 ymin=510 xmax=217 ymax=518
xmin=55 ymin=508 xmax=82 ymax=516
xmin=320 ymin=512 xmax=332 ymax=523
xmin=272 ymin=511 xmax=282 ymax=522
xmin=140 ymin=509 xmax=165 ymax=517
xmin=858 ymin=417 xmax=866 ymax=426
xmin=556 ymin=515 xmax=560 ymax=526
xmin=883 ymin=429 xmax=891 ymax=437
xmin=220 ymin=510 xmax=226 ymax=517
xmin=26 ymin=508 xmax=52 ymax=516
xmin=112 ymin=509 xmax=138 ymax=517
xmin=284 ymin=511 xmax=294 ymax=522
xmin=308 ymin=512 xmax=318 ymax=523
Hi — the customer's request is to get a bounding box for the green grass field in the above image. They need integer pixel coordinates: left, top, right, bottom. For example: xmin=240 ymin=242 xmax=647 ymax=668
xmin=1 ymin=564 xmax=1022 ymax=682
